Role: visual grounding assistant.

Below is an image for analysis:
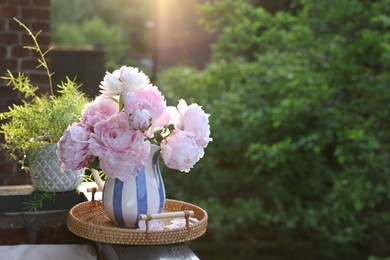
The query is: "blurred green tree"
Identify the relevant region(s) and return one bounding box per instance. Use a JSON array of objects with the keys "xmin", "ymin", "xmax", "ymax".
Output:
[
  {"xmin": 51, "ymin": 0, "xmax": 153, "ymax": 69},
  {"xmin": 53, "ymin": 17, "xmax": 127, "ymax": 69},
  {"xmin": 159, "ymin": 0, "xmax": 390, "ymax": 258}
]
